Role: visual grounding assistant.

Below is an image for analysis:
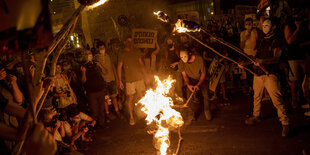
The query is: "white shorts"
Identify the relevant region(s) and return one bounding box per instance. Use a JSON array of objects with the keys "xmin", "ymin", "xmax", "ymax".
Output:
[{"xmin": 126, "ymin": 80, "xmax": 146, "ymax": 95}]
